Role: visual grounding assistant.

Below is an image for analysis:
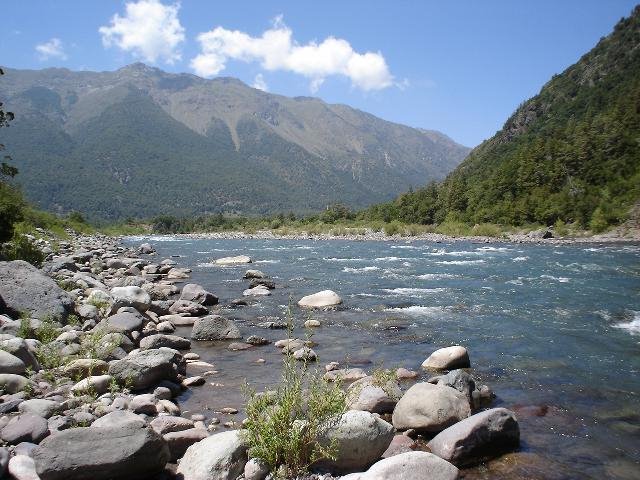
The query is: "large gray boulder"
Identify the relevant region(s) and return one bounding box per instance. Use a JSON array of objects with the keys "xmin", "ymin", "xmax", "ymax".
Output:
[
  {"xmin": 91, "ymin": 410, "xmax": 146, "ymax": 429},
  {"xmin": 191, "ymin": 316, "xmax": 241, "ymax": 341},
  {"xmin": 109, "ymin": 286, "xmax": 152, "ymax": 312},
  {"xmin": 108, "ymin": 348, "xmax": 184, "ymax": 390},
  {"xmin": 346, "ymin": 451, "xmax": 459, "ymax": 480},
  {"xmin": 18, "ymin": 399, "xmax": 60, "ymax": 419},
  {"xmin": 179, "ymin": 284, "xmax": 218, "ymax": 306},
  {"xmin": 1, "ymin": 414, "xmax": 49, "ymax": 444},
  {"xmin": 298, "ymin": 290, "xmax": 342, "ymax": 308},
  {"xmin": 315, "ymin": 410, "xmax": 395, "ymax": 473},
  {"xmin": 32, "ymin": 423, "xmax": 170, "ymax": 480},
  {"xmin": 104, "ymin": 310, "xmax": 145, "ymax": 335},
  {"xmin": 176, "ymin": 430, "xmax": 247, "ymax": 480},
  {"xmin": 347, "ymin": 376, "xmax": 402, "ymax": 414},
  {"xmin": 0, "ymin": 261, "xmax": 74, "ymax": 320},
  {"xmin": 139, "ymin": 334, "xmax": 191, "ymax": 351},
  {"xmin": 0, "ymin": 338, "xmax": 40, "ymax": 371},
  {"xmin": 392, "ymin": 383, "xmax": 470, "ymax": 433},
  {"xmin": 164, "ymin": 428, "xmax": 209, "ymax": 462},
  {"xmin": 169, "ymin": 300, "xmax": 209, "ymax": 317},
  {"xmin": 422, "ymin": 346, "xmax": 470, "ymax": 370},
  {"xmin": 0, "ymin": 349, "xmax": 26, "ymax": 375},
  {"xmin": 427, "ymin": 408, "xmax": 520, "ymax": 467},
  {"xmin": 0, "ymin": 374, "xmax": 33, "ymax": 394}
]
